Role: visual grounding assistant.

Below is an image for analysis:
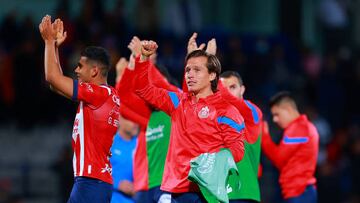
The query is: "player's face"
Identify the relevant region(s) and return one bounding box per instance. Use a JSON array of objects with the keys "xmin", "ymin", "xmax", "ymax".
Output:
[
  {"xmin": 74, "ymin": 57, "xmax": 93, "ymax": 83},
  {"xmin": 271, "ymin": 104, "xmax": 292, "ymax": 129},
  {"xmin": 220, "ymin": 76, "xmax": 244, "ymax": 99},
  {"xmin": 185, "ymin": 56, "xmax": 215, "ymax": 94}
]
